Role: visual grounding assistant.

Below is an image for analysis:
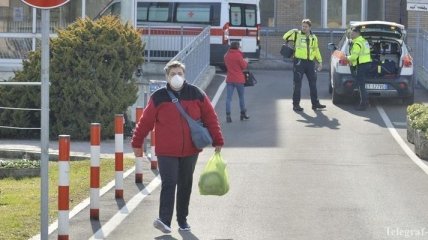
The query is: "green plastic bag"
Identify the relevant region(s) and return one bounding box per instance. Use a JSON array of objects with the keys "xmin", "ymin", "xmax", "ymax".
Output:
[{"xmin": 198, "ymin": 152, "xmax": 229, "ymax": 196}]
